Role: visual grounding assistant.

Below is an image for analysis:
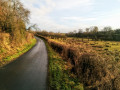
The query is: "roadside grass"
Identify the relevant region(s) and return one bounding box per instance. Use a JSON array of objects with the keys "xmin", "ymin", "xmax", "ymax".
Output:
[
  {"xmin": 0, "ymin": 38, "xmax": 36, "ymax": 67},
  {"xmin": 46, "ymin": 41, "xmax": 84, "ymax": 90}
]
